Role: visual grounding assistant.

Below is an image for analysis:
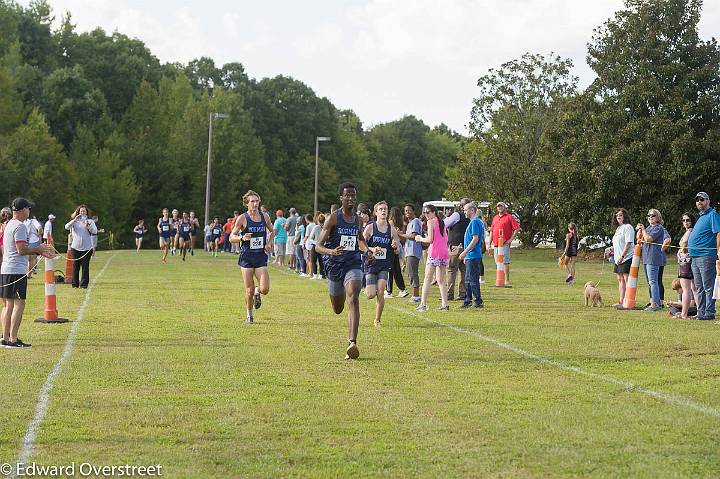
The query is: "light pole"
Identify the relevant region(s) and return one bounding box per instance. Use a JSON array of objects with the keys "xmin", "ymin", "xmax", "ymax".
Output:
[
  {"xmin": 314, "ymin": 136, "xmax": 331, "ymax": 214},
  {"xmin": 204, "ymin": 112, "xmax": 229, "ymax": 229}
]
